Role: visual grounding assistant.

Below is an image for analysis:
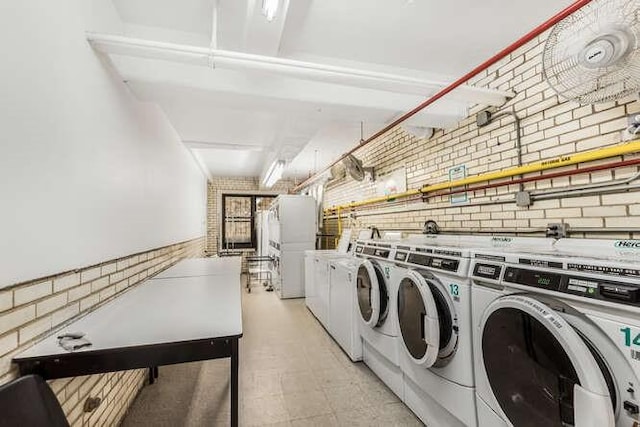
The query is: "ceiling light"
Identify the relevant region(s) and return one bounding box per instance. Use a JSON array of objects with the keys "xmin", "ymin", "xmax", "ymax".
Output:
[
  {"xmin": 261, "ymin": 0, "xmax": 279, "ymax": 22},
  {"xmin": 263, "ymin": 160, "xmax": 285, "ymax": 188}
]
